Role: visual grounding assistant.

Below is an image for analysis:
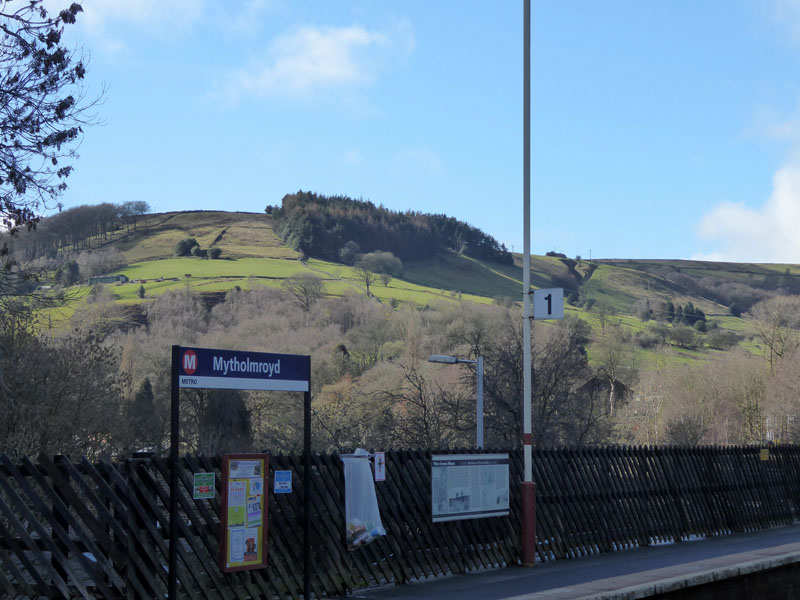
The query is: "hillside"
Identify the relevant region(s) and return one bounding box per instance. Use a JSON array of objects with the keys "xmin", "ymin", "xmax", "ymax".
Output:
[
  {"xmin": 14, "ymin": 207, "xmax": 800, "ymax": 366},
  {"xmin": 10, "ymin": 206, "xmax": 800, "ymax": 456}
]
